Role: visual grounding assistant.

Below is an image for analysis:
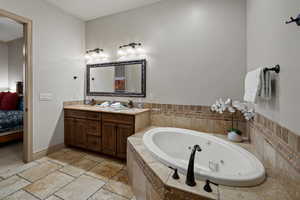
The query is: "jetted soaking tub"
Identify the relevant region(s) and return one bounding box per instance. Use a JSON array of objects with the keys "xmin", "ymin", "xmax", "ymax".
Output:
[{"xmin": 143, "ymin": 127, "xmax": 265, "ymax": 187}]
